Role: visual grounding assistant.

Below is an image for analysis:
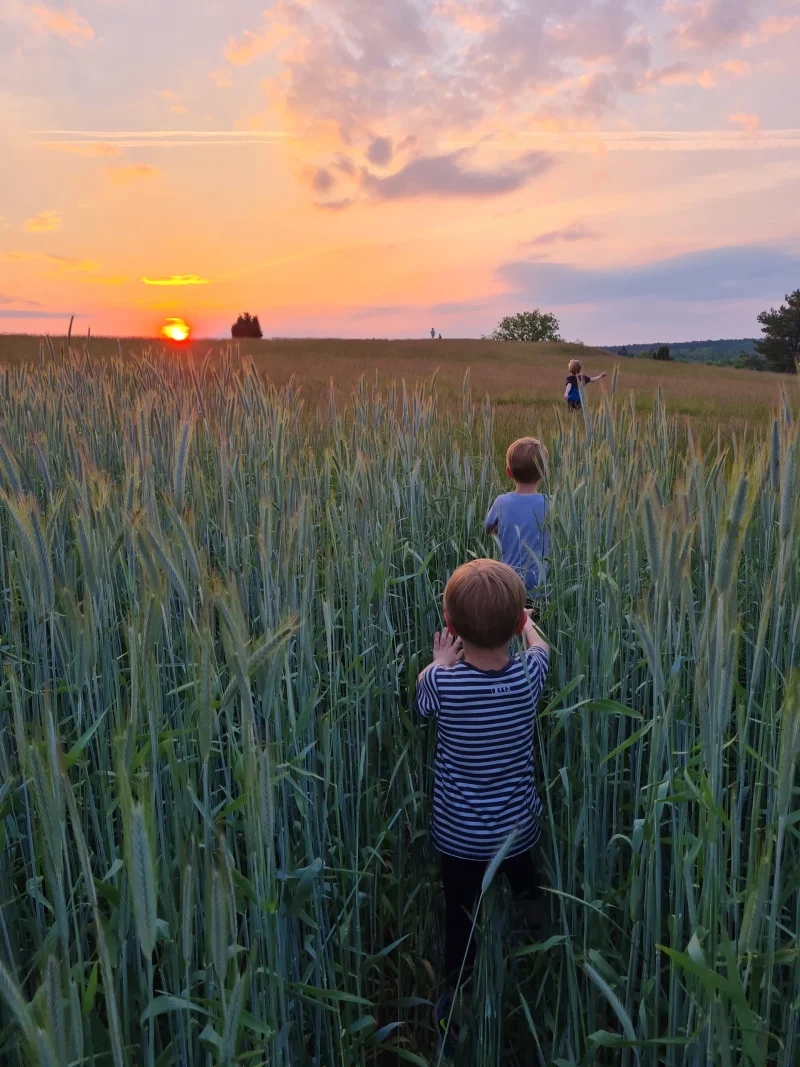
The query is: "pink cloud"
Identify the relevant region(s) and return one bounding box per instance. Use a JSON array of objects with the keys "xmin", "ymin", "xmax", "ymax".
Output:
[
  {"xmin": 721, "ymin": 58, "xmax": 751, "ymax": 76},
  {"xmin": 728, "ymin": 112, "xmax": 760, "ymax": 136},
  {"xmin": 546, "ymin": 5, "xmax": 643, "ymax": 63},
  {"xmin": 757, "ymin": 15, "xmax": 800, "ymax": 39},
  {"xmin": 433, "ymin": 1, "xmax": 499, "ymax": 34},
  {"xmin": 251, "ymin": 1, "xmax": 652, "ymax": 149},
  {"xmin": 29, "ymin": 5, "xmax": 94, "ymax": 45},
  {"xmin": 224, "ymin": 29, "xmax": 272, "ymax": 66},
  {"xmin": 646, "ymin": 62, "xmax": 716, "ymax": 87},
  {"xmin": 668, "ymin": 0, "xmax": 756, "ymax": 51}
]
